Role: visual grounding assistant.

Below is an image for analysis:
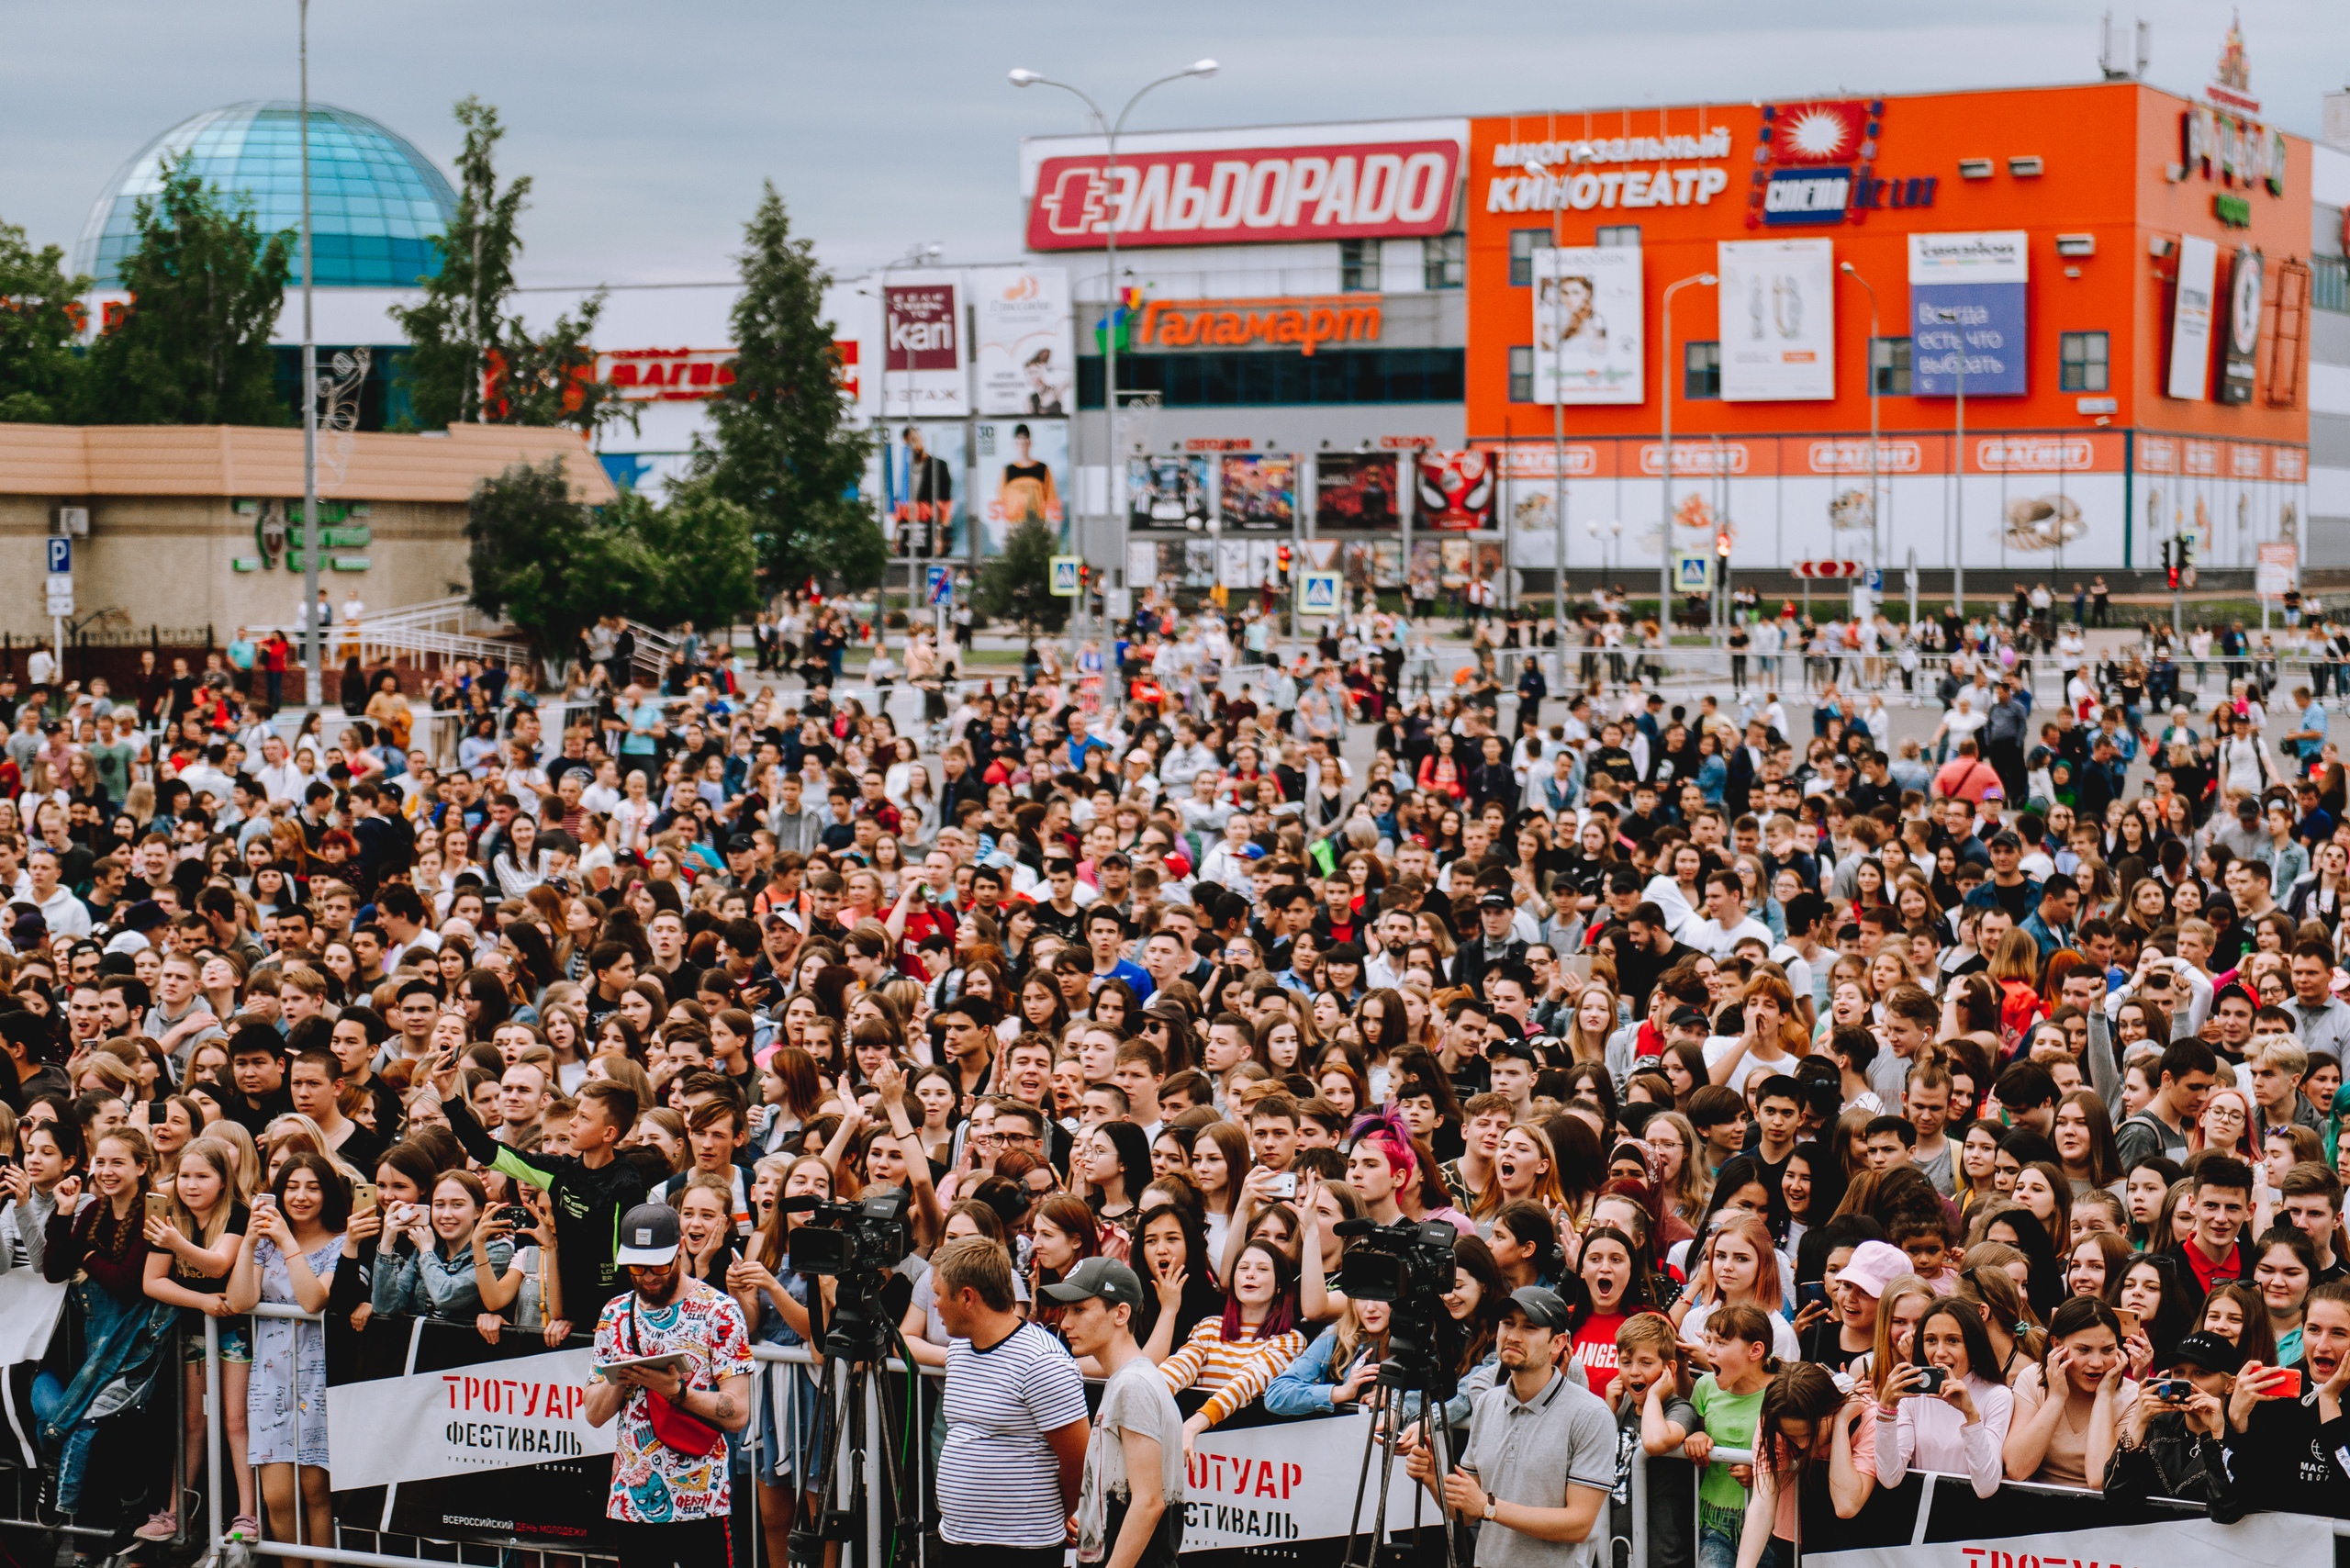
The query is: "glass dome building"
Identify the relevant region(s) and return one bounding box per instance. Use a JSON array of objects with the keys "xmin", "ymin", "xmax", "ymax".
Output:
[{"xmin": 74, "ymin": 101, "xmax": 457, "ymax": 289}]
